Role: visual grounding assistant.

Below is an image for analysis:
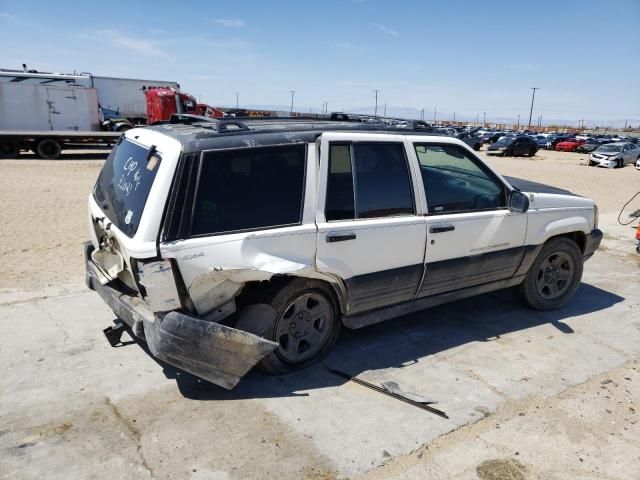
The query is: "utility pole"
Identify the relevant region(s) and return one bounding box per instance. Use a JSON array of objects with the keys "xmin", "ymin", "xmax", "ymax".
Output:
[
  {"xmin": 528, "ymin": 87, "xmax": 539, "ymax": 128},
  {"xmin": 433, "ymin": 107, "xmax": 437, "ymax": 123},
  {"xmin": 453, "ymin": 112, "xmax": 456, "ymax": 122},
  {"xmin": 373, "ymin": 89, "xmax": 380, "ymax": 116},
  {"xmin": 420, "ymin": 108, "xmax": 425, "ymax": 120},
  {"xmin": 483, "ymin": 111, "xmax": 486, "ymax": 125},
  {"xmin": 476, "ymin": 113, "xmax": 480, "ymax": 125},
  {"xmin": 383, "ymin": 103, "xmax": 387, "ymax": 117},
  {"xmin": 235, "ymin": 92, "xmax": 239, "ymax": 109},
  {"xmin": 290, "ymin": 90, "xmax": 295, "ymax": 115},
  {"xmin": 517, "ymin": 114, "xmax": 520, "ymax": 129}
]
